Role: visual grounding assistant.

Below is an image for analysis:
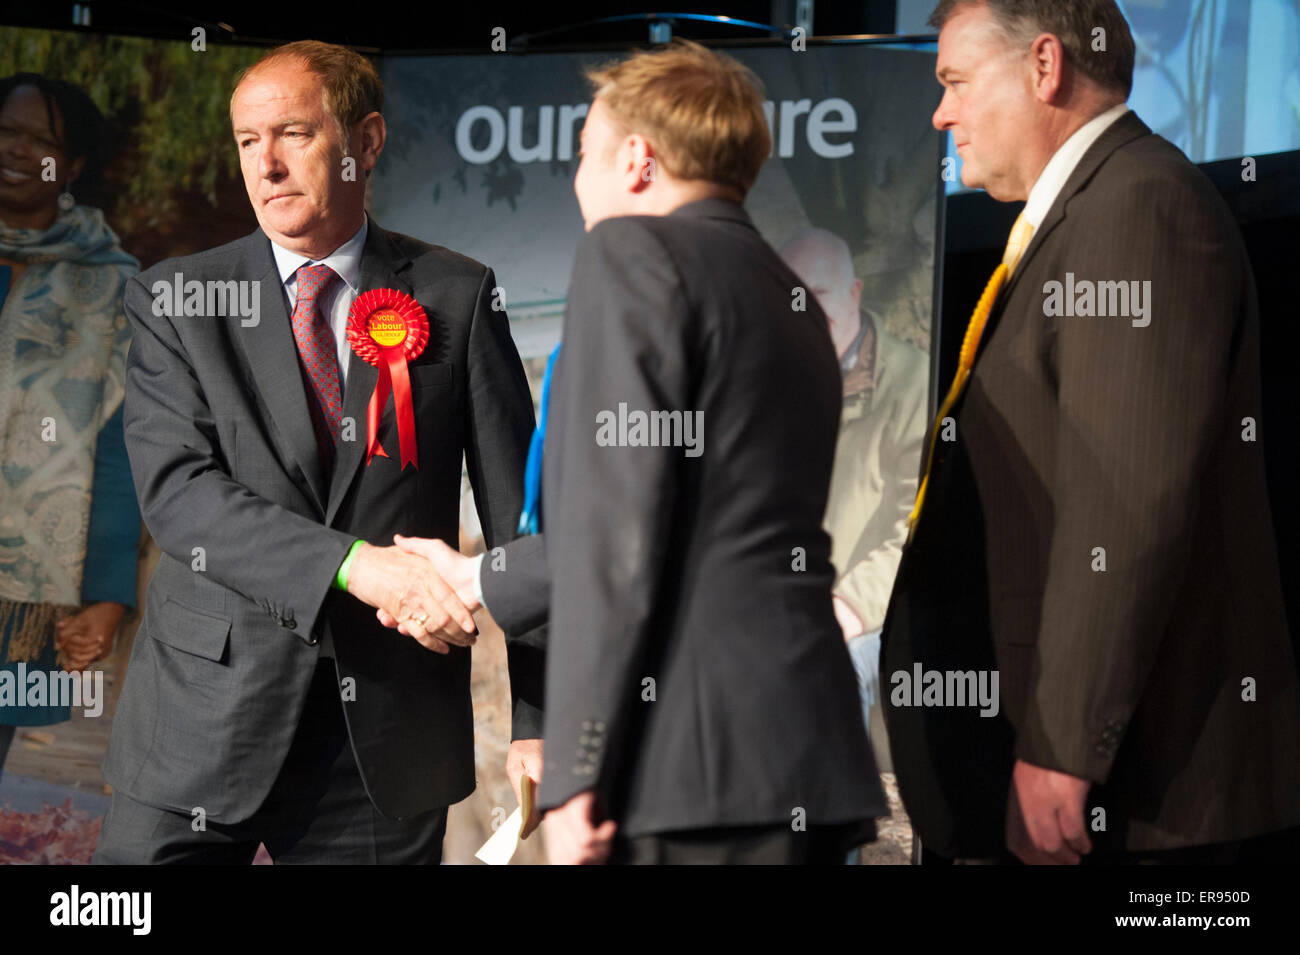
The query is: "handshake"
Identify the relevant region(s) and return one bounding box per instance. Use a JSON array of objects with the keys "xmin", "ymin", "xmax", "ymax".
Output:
[
  {"xmin": 344, "ymin": 535, "xmax": 482, "ymax": 654},
  {"xmin": 344, "ymin": 534, "xmax": 547, "ymax": 835}
]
